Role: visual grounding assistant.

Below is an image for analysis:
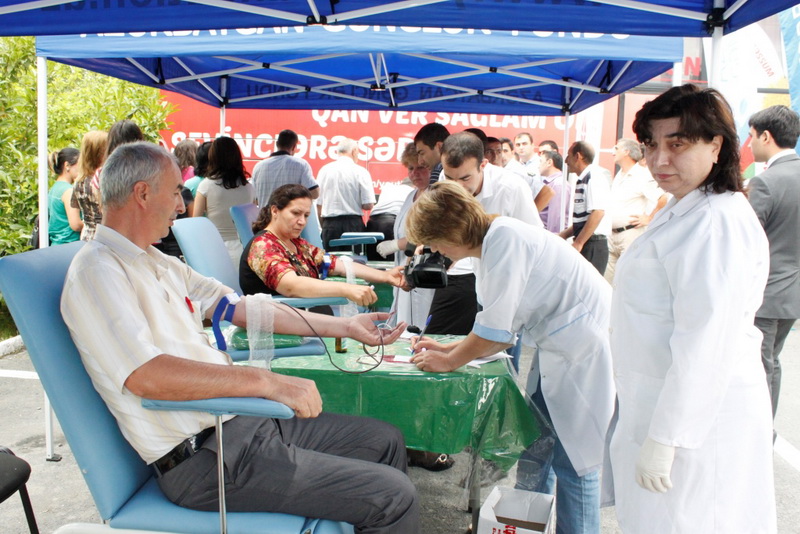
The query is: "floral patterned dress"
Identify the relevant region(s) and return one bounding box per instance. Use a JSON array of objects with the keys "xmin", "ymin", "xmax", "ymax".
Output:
[{"xmin": 239, "ymin": 229, "xmax": 338, "ymax": 295}]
